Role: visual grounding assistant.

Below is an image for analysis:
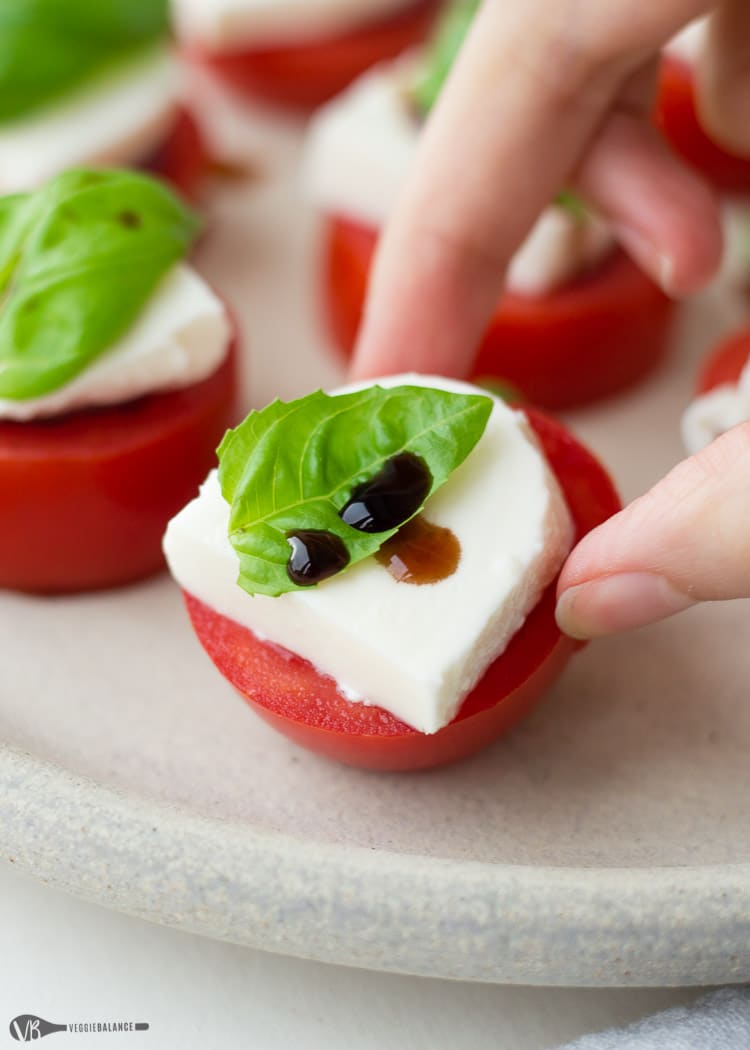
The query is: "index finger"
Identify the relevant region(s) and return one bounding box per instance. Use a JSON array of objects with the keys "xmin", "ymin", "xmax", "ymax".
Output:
[{"xmin": 349, "ymin": 0, "xmax": 706, "ymax": 380}]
